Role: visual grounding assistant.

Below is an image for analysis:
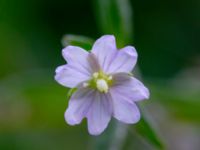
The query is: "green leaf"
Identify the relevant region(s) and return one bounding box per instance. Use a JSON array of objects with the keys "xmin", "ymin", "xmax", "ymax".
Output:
[
  {"xmin": 61, "ymin": 34, "xmax": 94, "ymax": 50},
  {"xmin": 93, "ymin": 0, "xmax": 133, "ymax": 46},
  {"xmin": 133, "ymin": 109, "xmax": 164, "ymax": 149}
]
